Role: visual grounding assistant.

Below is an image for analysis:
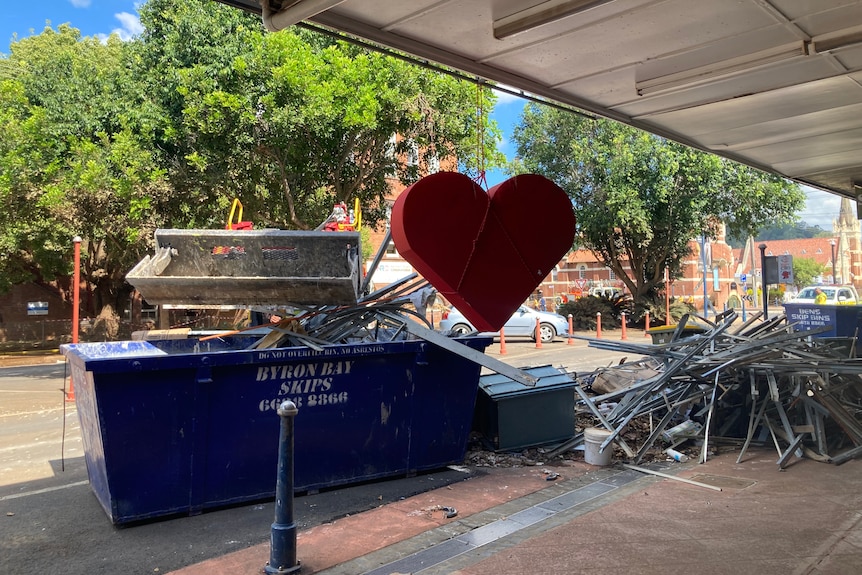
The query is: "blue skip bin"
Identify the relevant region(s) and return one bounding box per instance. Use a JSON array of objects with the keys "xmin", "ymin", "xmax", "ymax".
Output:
[
  {"xmin": 783, "ymin": 303, "xmax": 862, "ymax": 356},
  {"xmin": 783, "ymin": 303, "xmax": 862, "ymax": 338},
  {"xmin": 61, "ymin": 336, "xmax": 490, "ymax": 524}
]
